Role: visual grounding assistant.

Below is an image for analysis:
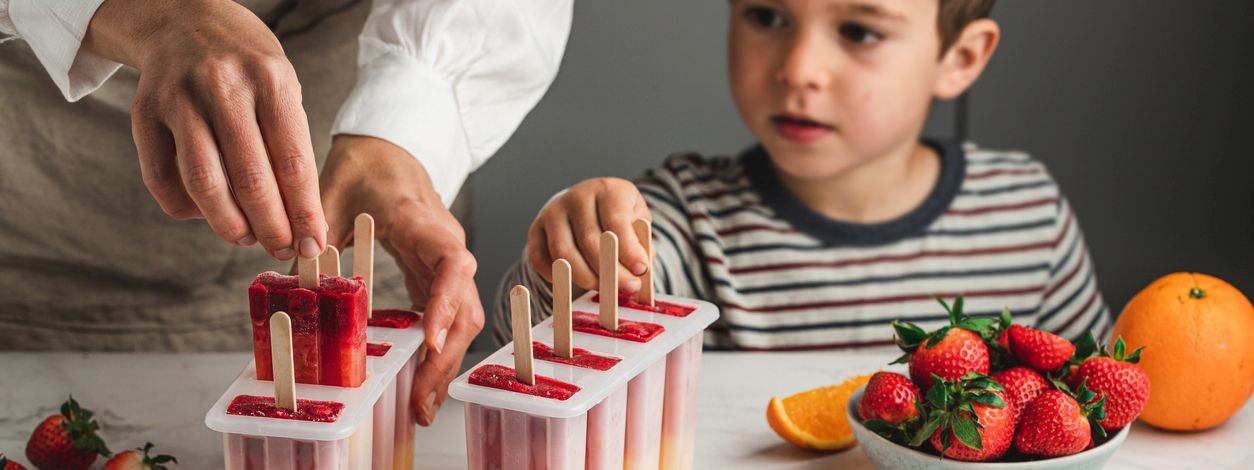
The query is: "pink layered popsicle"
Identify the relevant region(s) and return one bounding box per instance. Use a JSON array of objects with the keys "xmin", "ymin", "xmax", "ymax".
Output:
[
  {"xmin": 660, "ymin": 334, "xmax": 704, "ymax": 469},
  {"xmin": 248, "ymin": 272, "xmax": 368, "ymax": 387},
  {"xmin": 586, "ymin": 386, "xmax": 628, "ymax": 470},
  {"xmin": 624, "ymin": 360, "xmax": 667, "ymax": 470},
  {"xmin": 368, "ymin": 307, "xmax": 422, "ymax": 469},
  {"xmin": 469, "ymin": 365, "xmax": 581, "ymax": 400},
  {"xmin": 224, "ymin": 433, "xmax": 348, "ymax": 470},
  {"xmin": 464, "ymin": 403, "xmax": 588, "ymax": 470}
]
